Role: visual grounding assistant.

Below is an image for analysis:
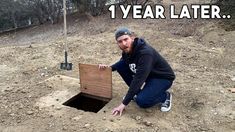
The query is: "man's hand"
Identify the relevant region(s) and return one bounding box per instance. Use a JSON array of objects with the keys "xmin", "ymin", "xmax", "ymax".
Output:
[
  {"xmin": 112, "ymin": 103, "xmax": 126, "ymax": 116},
  {"xmin": 98, "ymin": 64, "xmax": 110, "ymax": 70}
]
